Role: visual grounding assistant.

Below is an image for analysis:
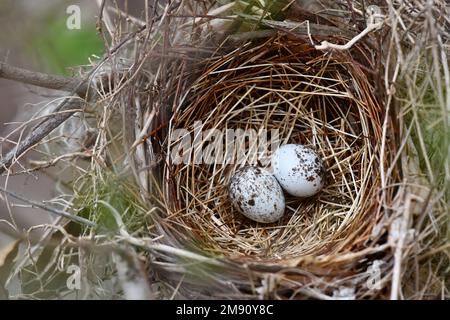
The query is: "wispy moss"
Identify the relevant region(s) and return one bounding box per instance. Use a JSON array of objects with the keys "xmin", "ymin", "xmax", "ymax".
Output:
[
  {"xmin": 74, "ymin": 173, "xmax": 149, "ymax": 236},
  {"xmin": 400, "ymin": 59, "xmax": 449, "ymax": 199},
  {"xmin": 226, "ymin": 0, "xmax": 291, "ymax": 33}
]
